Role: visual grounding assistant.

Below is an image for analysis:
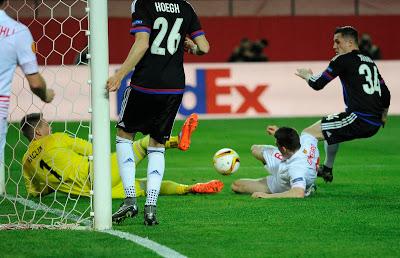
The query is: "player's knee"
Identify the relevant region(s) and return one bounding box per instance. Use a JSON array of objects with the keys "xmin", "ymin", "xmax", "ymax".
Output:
[
  {"xmin": 251, "ymin": 145, "xmax": 265, "ymax": 163},
  {"xmin": 116, "ymin": 129, "xmax": 134, "ymax": 140},
  {"xmin": 302, "ymin": 122, "xmax": 315, "ymax": 133},
  {"xmin": 251, "ymin": 145, "xmax": 261, "ymax": 157},
  {"xmin": 302, "ymin": 127, "xmax": 323, "ymax": 140},
  {"xmin": 149, "ymin": 137, "xmax": 165, "ymax": 148},
  {"xmin": 302, "ymin": 127, "xmax": 312, "ymax": 135}
]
